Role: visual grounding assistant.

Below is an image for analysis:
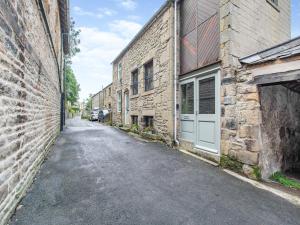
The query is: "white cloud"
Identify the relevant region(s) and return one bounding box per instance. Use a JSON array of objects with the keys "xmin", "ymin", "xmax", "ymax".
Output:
[
  {"xmin": 73, "ymin": 6, "xmax": 117, "ymax": 19},
  {"xmin": 98, "ymin": 8, "xmax": 117, "ymax": 16},
  {"xmin": 118, "ymin": 0, "xmax": 137, "ymax": 10},
  {"xmin": 127, "ymin": 15, "xmax": 141, "ymax": 21},
  {"xmin": 72, "ymin": 22, "xmax": 142, "ymax": 100},
  {"xmin": 109, "ymin": 20, "xmax": 142, "ymax": 39}
]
